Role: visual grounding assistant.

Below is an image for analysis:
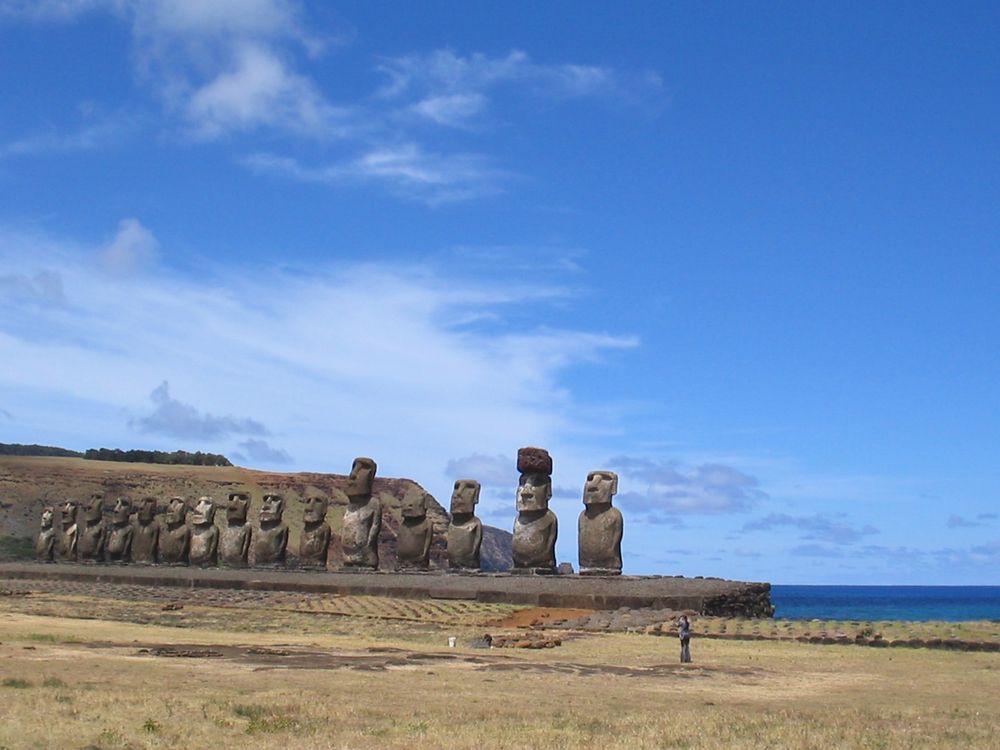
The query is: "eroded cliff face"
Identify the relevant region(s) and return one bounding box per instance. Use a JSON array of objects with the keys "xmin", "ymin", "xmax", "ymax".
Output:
[{"xmin": 0, "ymin": 457, "xmax": 512, "ymax": 570}]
